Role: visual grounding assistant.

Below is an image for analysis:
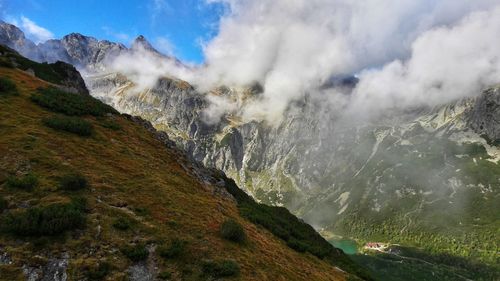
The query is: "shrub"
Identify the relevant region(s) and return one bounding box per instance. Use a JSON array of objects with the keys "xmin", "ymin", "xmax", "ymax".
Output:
[
  {"xmin": 31, "ymin": 87, "xmax": 117, "ymax": 116},
  {"xmin": 0, "ymin": 58, "xmax": 14, "ymax": 68},
  {"xmin": 0, "ymin": 197, "xmax": 7, "ymax": 212},
  {"xmin": 100, "ymin": 120, "xmax": 121, "ymax": 131},
  {"xmin": 158, "ymin": 239, "xmax": 186, "ymax": 259},
  {"xmin": 287, "ymin": 238, "xmax": 308, "ymax": 253},
  {"xmin": 60, "ymin": 173, "xmax": 88, "ymax": 191},
  {"xmin": 121, "ymin": 244, "xmax": 149, "ymax": 262},
  {"xmin": 1, "ymin": 198, "xmax": 87, "ymax": 236},
  {"xmin": 86, "ymin": 262, "xmax": 111, "ymax": 281},
  {"xmin": 6, "ymin": 173, "xmax": 38, "ymax": 191},
  {"xmin": 43, "ymin": 115, "xmax": 93, "ymax": 136},
  {"xmin": 0, "ymin": 77, "xmax": 17, "ymax": 95},
  {"xmin": 112, "ymin": 217, "xmax": 131, "ymax": 231},
  {"xmin": 134, "ymin": 207, "xmax": 150, "ymax": 216},
  {"xmin": 220, "ymin": 219, "xmax": 246, "ymax": 243},
  {"xmin": 158, "ymin": 271, "xmax": 171, "ymax": 280},
  {"xmin": 201, "ymin": 259, "xmax": 240, "ymax": 278}
]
